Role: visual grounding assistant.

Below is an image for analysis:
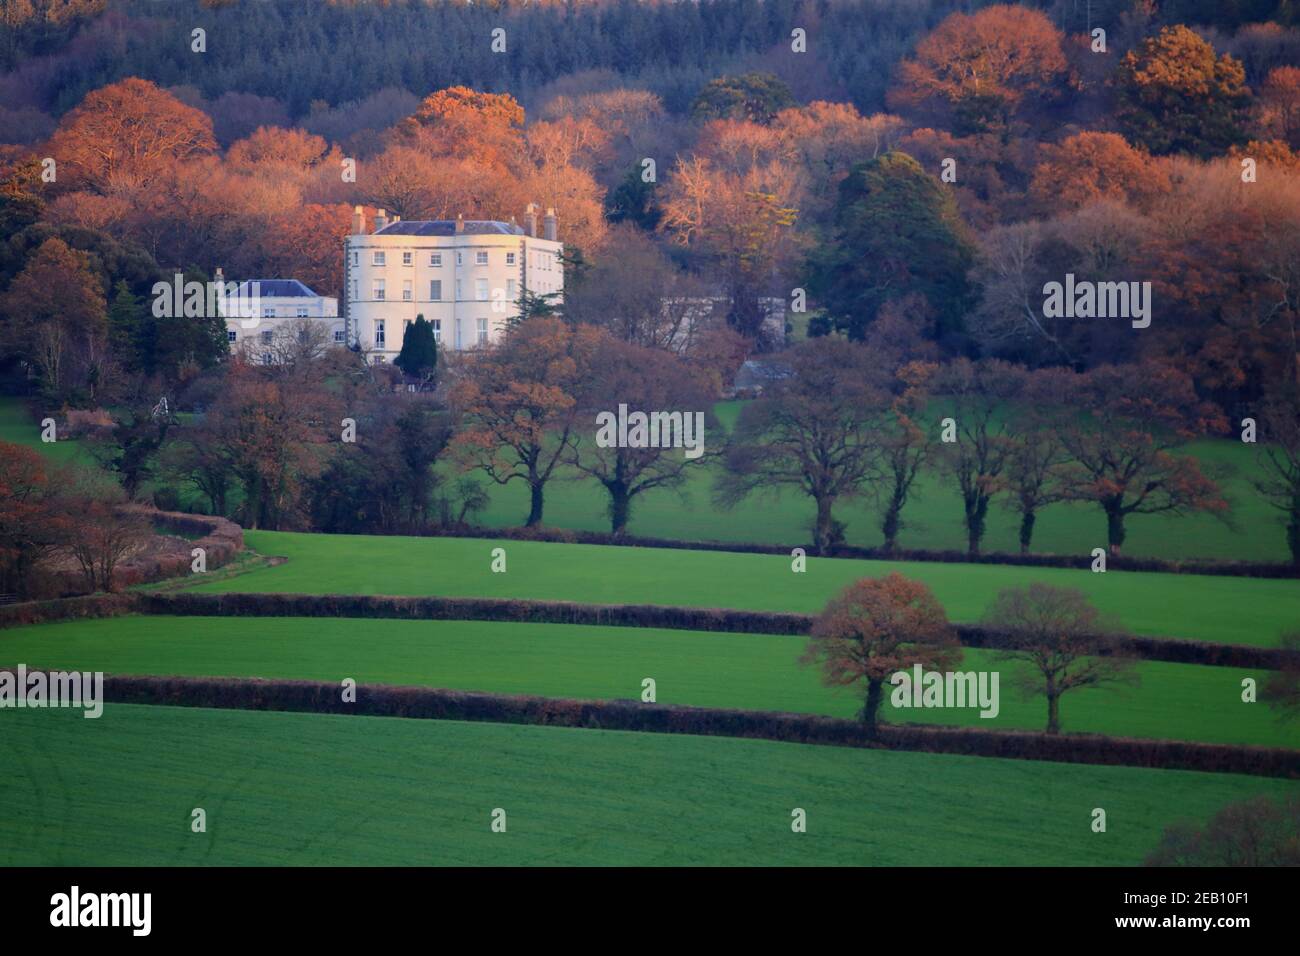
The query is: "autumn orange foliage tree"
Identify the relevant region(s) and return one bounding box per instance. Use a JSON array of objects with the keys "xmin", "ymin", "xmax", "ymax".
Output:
[
  {"xmin": 1113, "ymin": 25, "xmax": 1250, "ymax": 157},
  {"xmin": 44, "ymin": 77, "xmax": 217, "ymax": 191},
  {"xmin": 888, "ymin": 4, "xmax": 1070, "ymax": 135},
  {"xmin": 803, "ymin": 573, "xmax": 960, "ymax": 735},
  {"xmin": 1029, "ymin": 131, "xmax": 1169, "ymax": 212}
]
